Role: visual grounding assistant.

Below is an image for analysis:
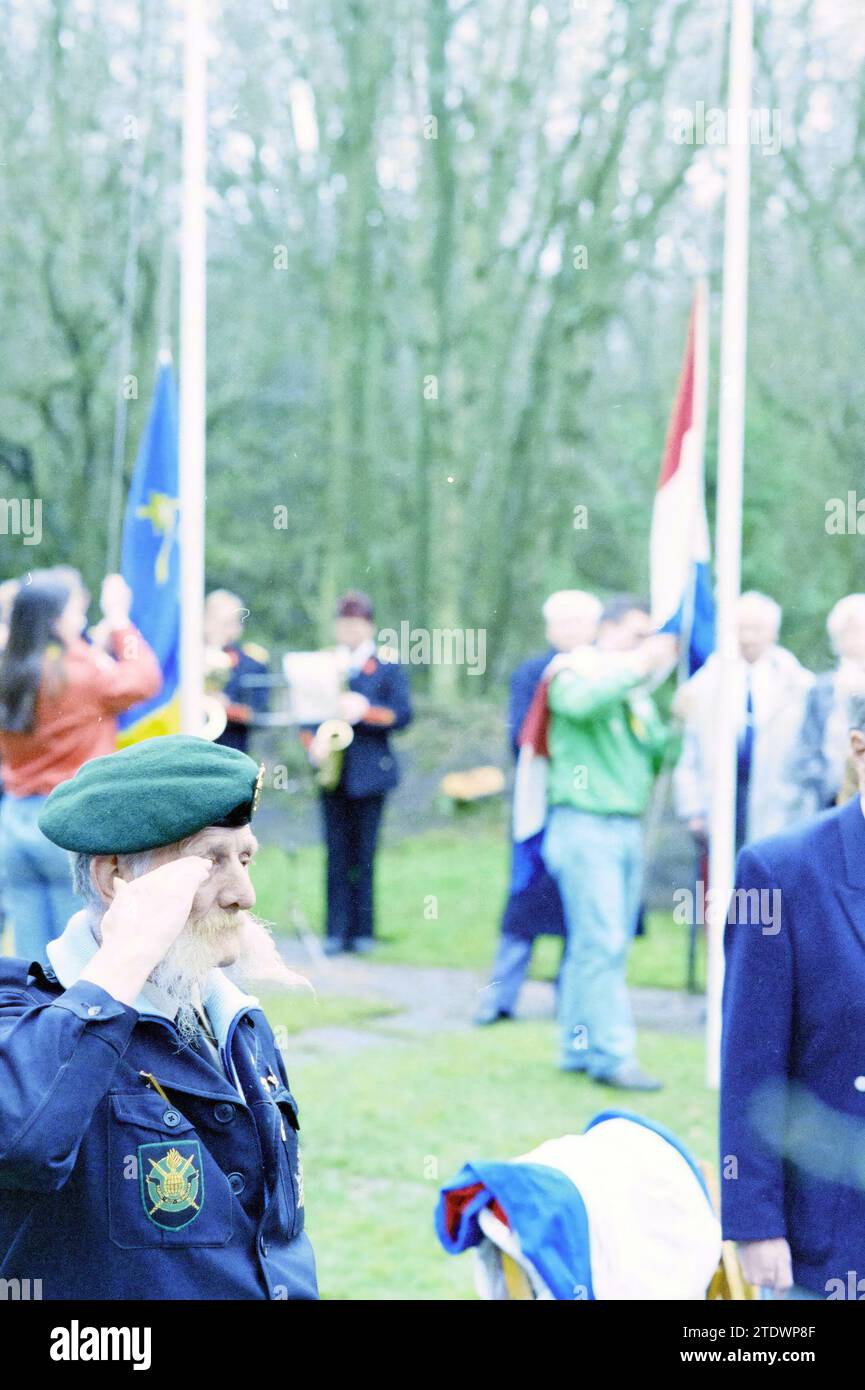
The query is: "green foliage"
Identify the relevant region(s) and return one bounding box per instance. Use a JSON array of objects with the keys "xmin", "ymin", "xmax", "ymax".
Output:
[{"xmin": 1, "ymin": 1, "xmax": 862, "ymax": 684}]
